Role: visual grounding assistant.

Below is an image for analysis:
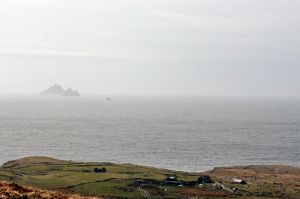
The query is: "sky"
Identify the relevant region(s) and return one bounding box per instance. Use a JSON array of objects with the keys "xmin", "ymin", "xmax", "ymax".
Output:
[{"xmin": 0, "ymin": 0, "xmax": 299, "ymax": 96}]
